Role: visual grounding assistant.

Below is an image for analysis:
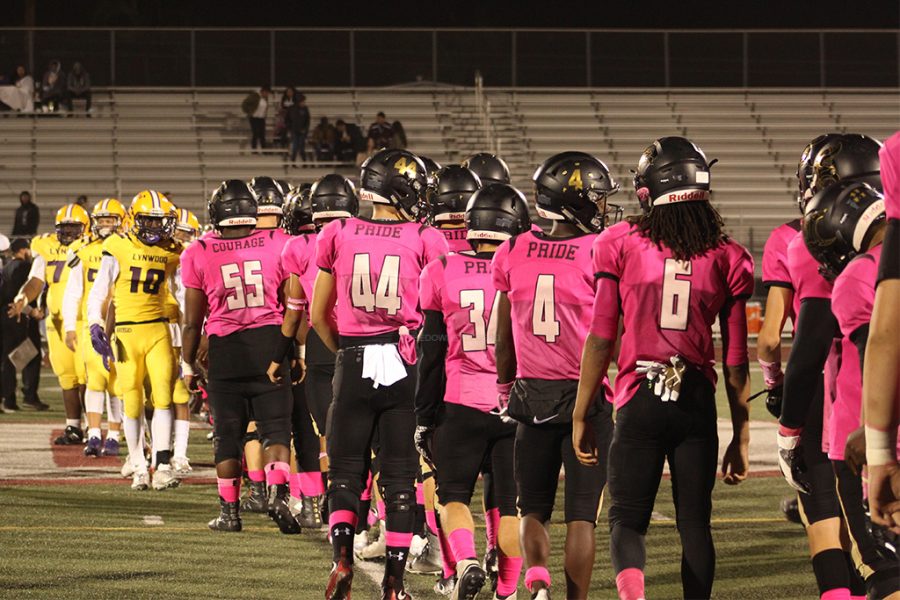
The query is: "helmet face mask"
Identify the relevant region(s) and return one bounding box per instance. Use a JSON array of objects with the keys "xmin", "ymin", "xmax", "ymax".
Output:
[
  {"xmin": 56, "ymin": 222, "xmax": 85, "ymax": 245},
  {"xmin": 134, "ymin": 214, "xmax": 174, "ymax": 245},
  {"xmin": 93, "ymin": 216, "xmax": 120, "ymax": 239},
  {"xmin": 55, "ymin": 203, "xmax": 91, "ymax": 245},
  {"xmin": 283, "ymin": 188, "xmax": 316, "ymax": 235}
]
